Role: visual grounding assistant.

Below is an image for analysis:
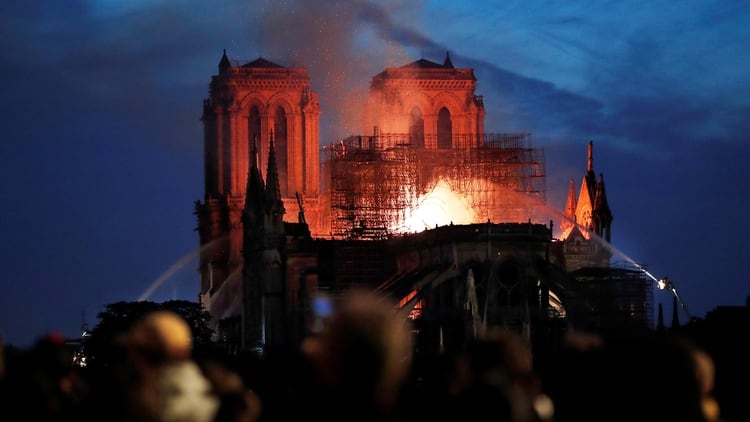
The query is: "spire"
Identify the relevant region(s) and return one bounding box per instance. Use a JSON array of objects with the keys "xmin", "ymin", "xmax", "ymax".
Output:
[
  {"xmin": 265, "ymin": 130, "xmax": 282, "ymax": 202},
  {"xmin": 583, "ymin": 140, "xmax": 597, "ymax": 206},
  {"xmin": 244, "ymin": 135, "xmax": 266, "ymax": 219},
  {"xmin": 657, "ymin": 303, "xmax": 665, "ymax": 331},
  {"xmin": 562, "ymin": 179, "xmax": 577, "ymax": 232},
  {"xmin": 574, "ymin": 141, "xmax": 601, "ymax": 233},
  {"xmin": 250, "ymin": 134, "xmax": 259, "ymax": 170},
  {"xmin": 443, "ymin": 51, "xmax": 454, "ymax": 68},
  {"xmin": 594, "ymin": 174, "xmax": 609, "ymax": 209},
  {"xmin": 593, "ymin": 173, "xmax": 613, "ymax": 241},
  {"xmin": 671, "ymin": 296, "xmax": 681, "ymax": 328},
  {"xmin": 594, "ymin": 173, "xmax": 612, "ymax": 217},
  {"xmin": 219, "ymin": 48, "xmax": 231, "ymax": 73},
  {"xmin": 265, "ymin": 131, "xmax": 286, "ymax": 221},
  {"xmin": 242, "ymin": 133, "xmax": 268, "ymax": 254}
]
